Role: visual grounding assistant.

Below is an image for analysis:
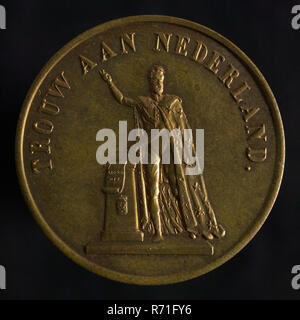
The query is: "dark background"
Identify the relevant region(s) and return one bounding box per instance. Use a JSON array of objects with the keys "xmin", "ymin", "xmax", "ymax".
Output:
[{"xmin": 0, "ymin": 0, "xmax": 299, "ymax": 299}]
